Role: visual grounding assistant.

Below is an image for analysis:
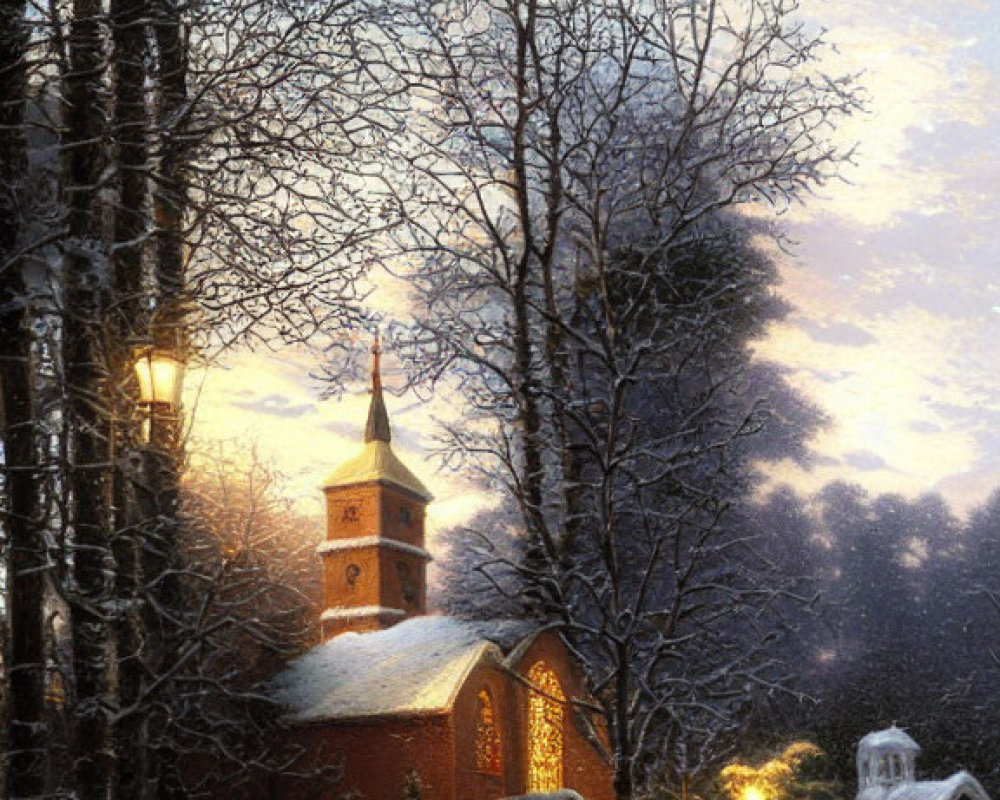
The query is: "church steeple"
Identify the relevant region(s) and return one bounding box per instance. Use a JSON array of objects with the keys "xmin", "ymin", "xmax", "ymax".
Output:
[
  {"xmin": 317, "ymin": 336, "xmax": 432, "ymax": 639},
  {"xmin": 364, "ymin": 335, "xmax": 392, "ymax": 444}
]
